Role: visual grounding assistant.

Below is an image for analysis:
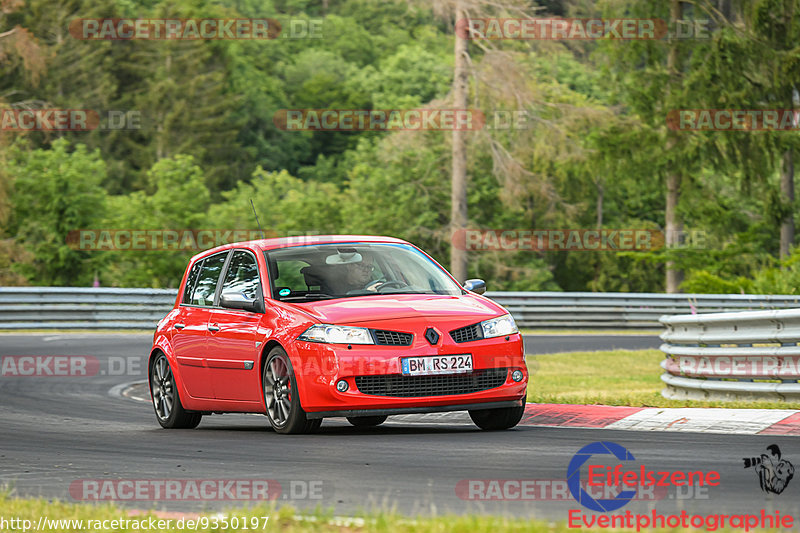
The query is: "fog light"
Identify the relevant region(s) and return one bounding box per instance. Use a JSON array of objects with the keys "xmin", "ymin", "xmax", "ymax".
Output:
[
  {"xmin": 511, "ymin": 370, "xmax": 524, "ymax": 382},
  {"xmin": 336, "ymin": 379, "xmax": 349, "ymax": 392}
]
